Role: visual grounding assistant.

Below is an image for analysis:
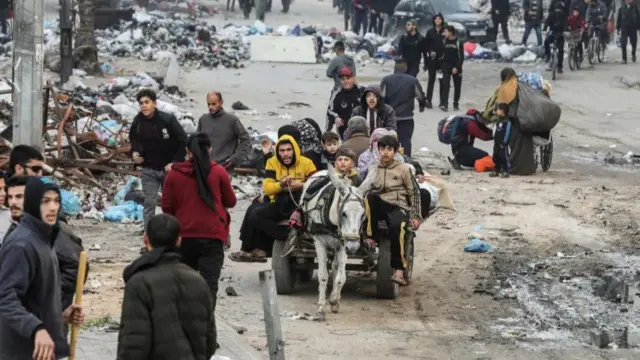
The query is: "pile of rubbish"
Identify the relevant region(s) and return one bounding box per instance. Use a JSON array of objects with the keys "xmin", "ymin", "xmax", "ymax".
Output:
[{"xmin": 464, "ymin": 42, "xmax": 544, "ymax": 62}]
